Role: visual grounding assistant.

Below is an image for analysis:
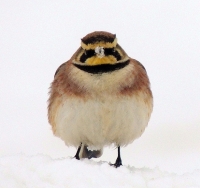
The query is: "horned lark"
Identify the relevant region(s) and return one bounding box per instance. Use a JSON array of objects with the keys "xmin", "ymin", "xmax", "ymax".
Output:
[{"xmin": 48, "ymin": 31, "xmax": 153, "ymax": 167}]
